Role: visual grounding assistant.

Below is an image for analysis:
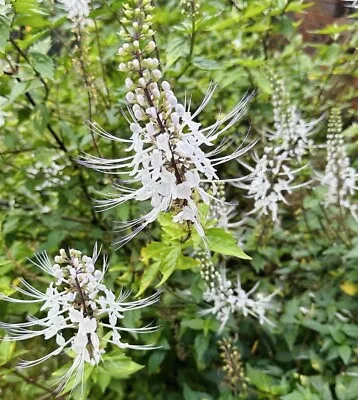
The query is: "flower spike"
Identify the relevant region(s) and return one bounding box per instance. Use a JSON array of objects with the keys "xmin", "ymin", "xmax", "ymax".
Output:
[
  {"xmin": 0, "ymin": 246, "xmax": 160, "ymax": 394},
  {"xmin": 78, "ymin": 0, "xmax": 254, "ymax": 247}
]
